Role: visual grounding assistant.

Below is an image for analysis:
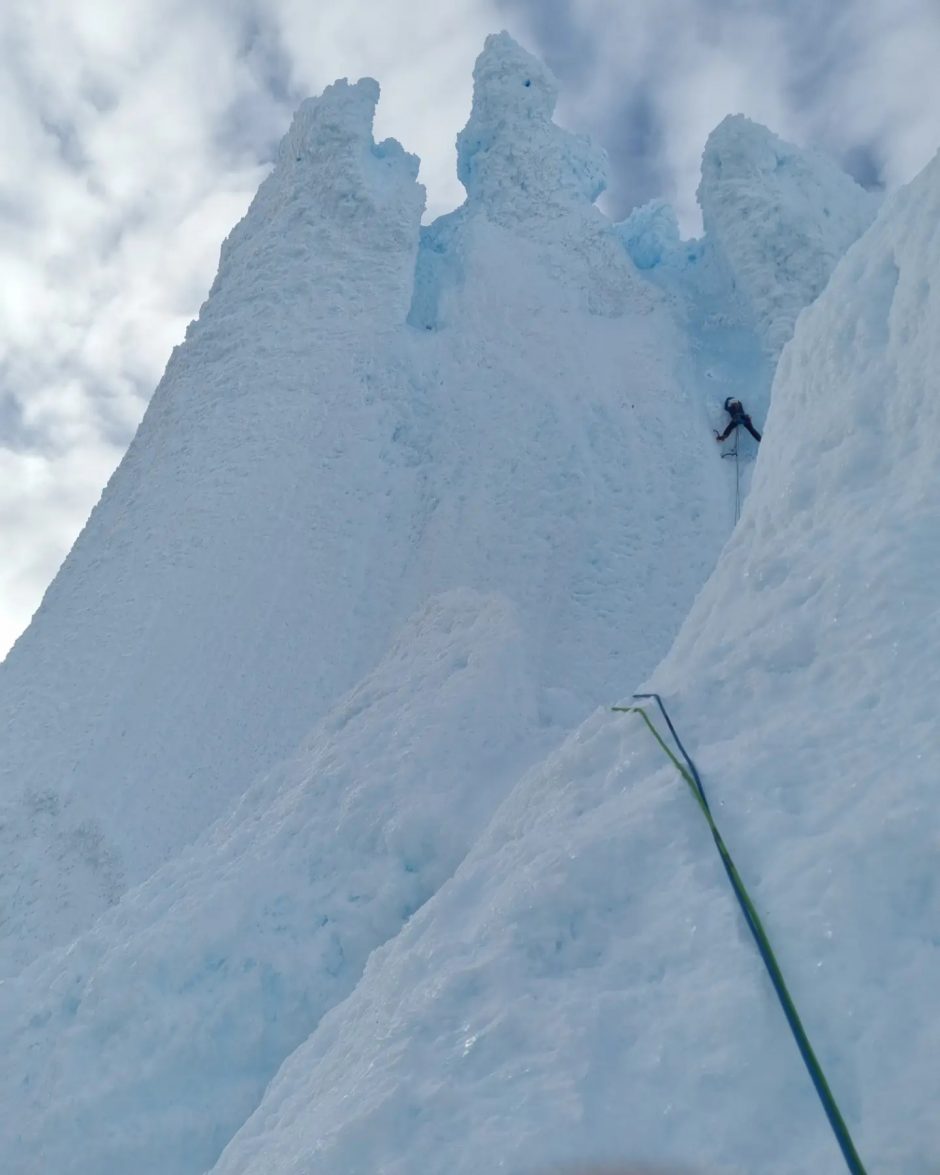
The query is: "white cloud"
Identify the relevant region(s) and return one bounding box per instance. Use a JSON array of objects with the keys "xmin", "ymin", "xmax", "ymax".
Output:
[{"xmin": 807, "ymin": 0, "xmax": 940, "ymax": 187}]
